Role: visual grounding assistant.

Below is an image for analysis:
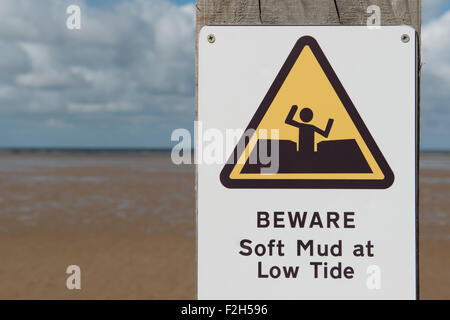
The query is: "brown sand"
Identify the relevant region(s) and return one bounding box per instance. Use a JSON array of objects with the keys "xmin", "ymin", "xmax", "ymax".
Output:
[
  {"xmin": 0, "ymin": 152, "xmax": 447, "ymax": 299},
  {"xmin": 418, "ymin": 154, "xmax": 450, "ymax": 299},
  {"xmin": 0, "ymin": 153, "xmax": 195, "ymax": 299}
]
